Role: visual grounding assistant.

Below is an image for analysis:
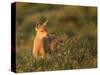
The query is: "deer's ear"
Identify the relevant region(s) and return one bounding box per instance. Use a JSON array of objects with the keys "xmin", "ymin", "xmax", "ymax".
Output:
[
  {"xmin": 35, "ymin": 24, "xmax": 41, "ymax": 31},
  {"xmin": 43, "ymin": 20, "xmax": 48, "ymax": 26},
  {"xmin": 35, "ymin": 24, "xmax": 39, "ymax": 31},
  {"xmin": 35, "ymin": 26, "xmax": 38, "ymax": 31}
]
